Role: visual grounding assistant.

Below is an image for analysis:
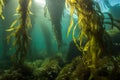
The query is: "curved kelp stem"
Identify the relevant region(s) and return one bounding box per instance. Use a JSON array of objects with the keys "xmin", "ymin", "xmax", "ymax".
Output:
[
  {"xmin": 45, "ymin": 0, "xmax": 65, "ymax": 48},
  {"xmin": 103, "ymin": 13, "xmax": 120, "ymax": 30},
  {"xmin": 66, "ymin": 0, "xmax": 114, "ymax": 79},
  {"xmin": 6, "ymin": 0, "xmax": 32, "ymax": 65},
  {"xmin": 0, "ymin": 0, "xmax": 5, "ymax": 19}
]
